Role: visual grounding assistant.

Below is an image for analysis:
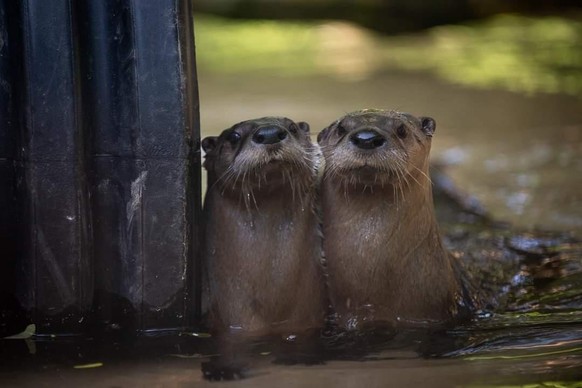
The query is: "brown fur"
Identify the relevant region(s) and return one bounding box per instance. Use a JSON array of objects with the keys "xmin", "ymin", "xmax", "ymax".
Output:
[
  {"xmin": 318, "ymin": 109, "xmax": 479, "ymax": 329},
  {"xmin": 202, "ymin": 117, "xmax": 326, "ymax": 335}
]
